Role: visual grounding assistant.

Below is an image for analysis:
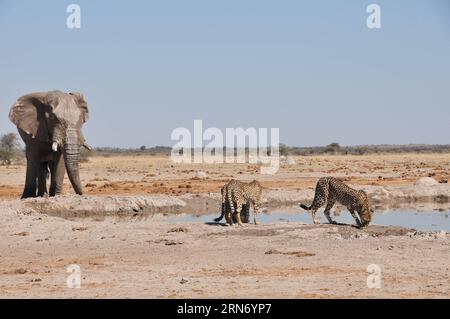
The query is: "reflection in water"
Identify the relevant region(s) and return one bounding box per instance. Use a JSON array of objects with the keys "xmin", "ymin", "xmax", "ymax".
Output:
[{"xmin": 165, "ymin": 210, "xmax": 450, "ymax": 232}]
